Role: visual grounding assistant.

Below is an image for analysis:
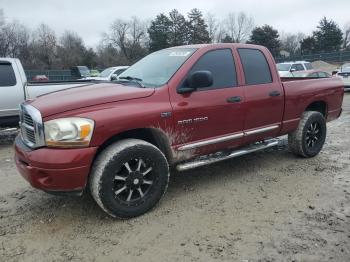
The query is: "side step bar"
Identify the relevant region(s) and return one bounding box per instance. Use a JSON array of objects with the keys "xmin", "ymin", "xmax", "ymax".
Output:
[{"xmin": 176, "ymin": 139, "xmax": 279, "ymax": 171}]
